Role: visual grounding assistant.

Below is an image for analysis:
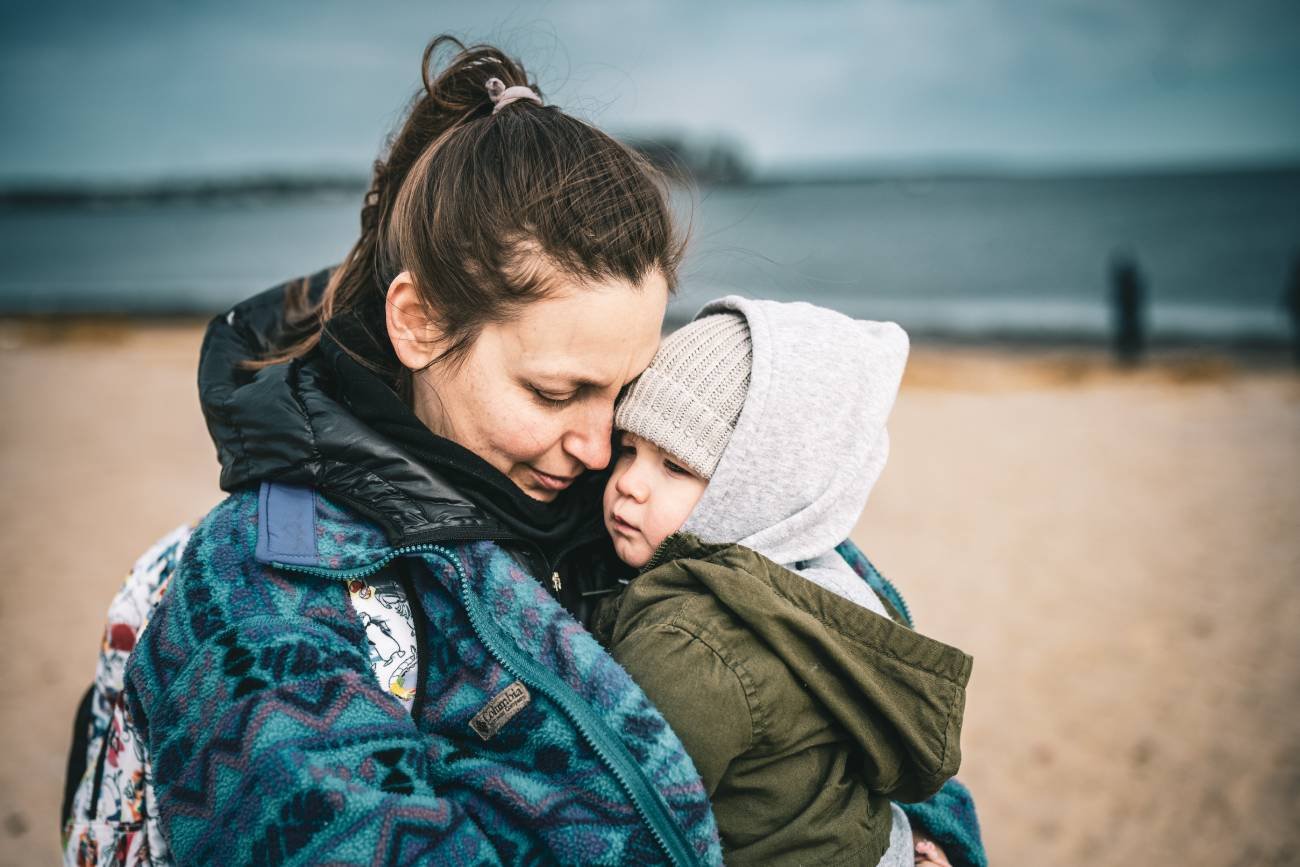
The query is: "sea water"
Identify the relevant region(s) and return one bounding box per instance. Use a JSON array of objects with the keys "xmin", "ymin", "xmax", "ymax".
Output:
[{"xmin": 2, "ymin": 170, "xmax": 1297, "ymax": 343}]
